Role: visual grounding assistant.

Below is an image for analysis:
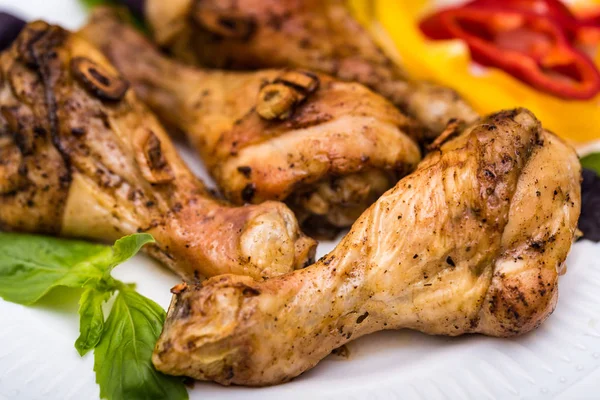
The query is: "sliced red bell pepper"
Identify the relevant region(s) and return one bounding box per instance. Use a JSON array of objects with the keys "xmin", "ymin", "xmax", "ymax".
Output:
[
  {"xmin": 576, "ymin": 9, "xmax": 600, "ymax": 45},
  {"xmin": 469, "ymin": 0, "xmax": 600, "ymax": 45},
  {"xmin": 470, "ymin": 0, "xmax": 577, "ymax": 26},
  {"xmin": 419, "ymin": 0, "xmax": 577, "ymax": 39},
  {"xmin": 443, "ymin": 0, "xmax": 600, "ymax": 46},
  {"xmin": 420, "ymin": 6, "xmax": 600, "ymax": 99}
]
